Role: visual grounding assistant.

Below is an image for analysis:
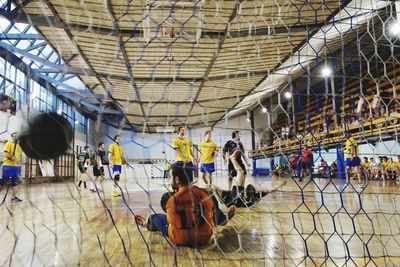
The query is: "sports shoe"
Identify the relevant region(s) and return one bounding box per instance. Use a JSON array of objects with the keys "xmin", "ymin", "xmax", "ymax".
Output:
[
  {"xmin": 357, "ymin": 183, "xmax": 364, "ymax": 188},
  {"xmin": 11, "ymin": 197, "xmax": 23, "ymax": 203},
  {"xmin": 90, "ymin": 189, "xmax": 97, "ymax": 193},
  {"xmin": 112, "ymin": 191, "xmax": 122, "ymax": 197}
]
